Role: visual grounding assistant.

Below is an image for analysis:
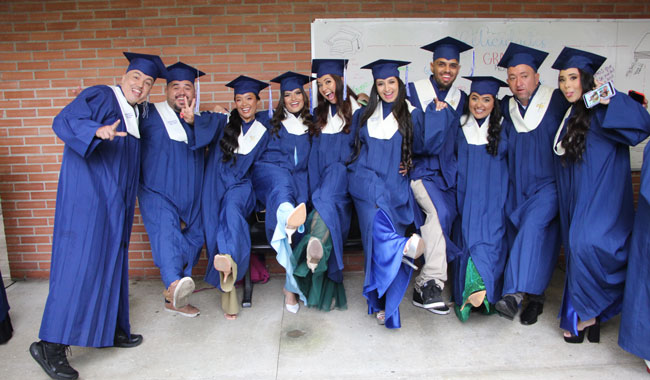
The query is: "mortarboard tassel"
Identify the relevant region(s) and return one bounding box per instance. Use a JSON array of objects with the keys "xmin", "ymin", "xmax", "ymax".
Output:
[
  {"xmin": 142, "ymin": 95, "xmax": 149, "ymax": 118},
  {"xmin": 343, "ymin": 64, "xmax": 347, "ymax": 101},
  {"xmin": 309, "ymin": 84, "xmax": 314, "ymax": 115},
  {"xmin": 268, "ymin": 85, "xmax": 273, "ymax": 118},
  {"xmin": 194, "ymin": 70, "xmax": 201, "ymax": 114},
  {"xmin": 470, "ymin": 50, "xmax": 475, "ymax": 76},
  {"xmin": 405, "ymin": 65, "xmax": 410, "ymax": 97}
]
